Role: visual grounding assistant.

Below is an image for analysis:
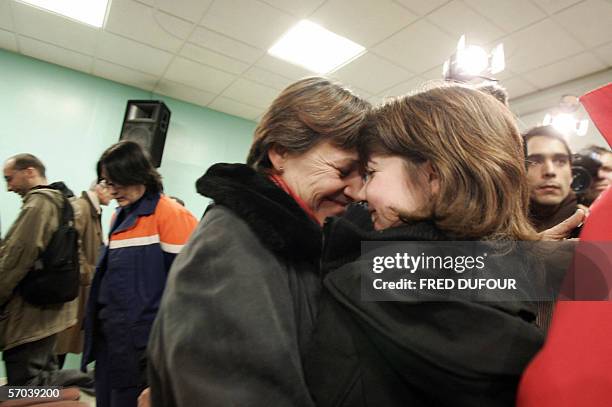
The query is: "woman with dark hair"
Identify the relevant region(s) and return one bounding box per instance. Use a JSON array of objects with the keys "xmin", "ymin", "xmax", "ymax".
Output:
[
  {"xmin": 147, "ymin": 77, "xmax": 371, "ymax": 407},
  {"xmin": 304, "ymin": 83, "xmax": 550, "ymax": 407},
  {"xmin": 82, "ymin": 141, "xmax": 198, "ymax": 407}
]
